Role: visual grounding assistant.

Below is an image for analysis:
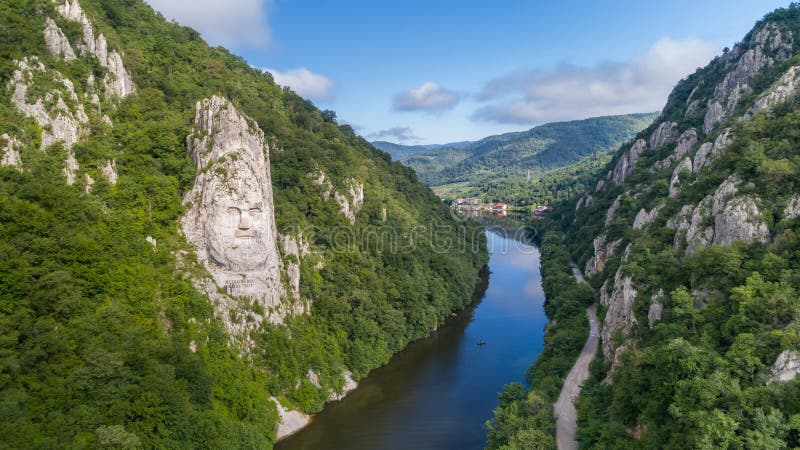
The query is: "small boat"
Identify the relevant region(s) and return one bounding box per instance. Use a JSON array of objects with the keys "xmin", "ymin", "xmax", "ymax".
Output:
[{"xmin": 477, "ymin": 340, "xmax": 486, "ymax": 346}]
